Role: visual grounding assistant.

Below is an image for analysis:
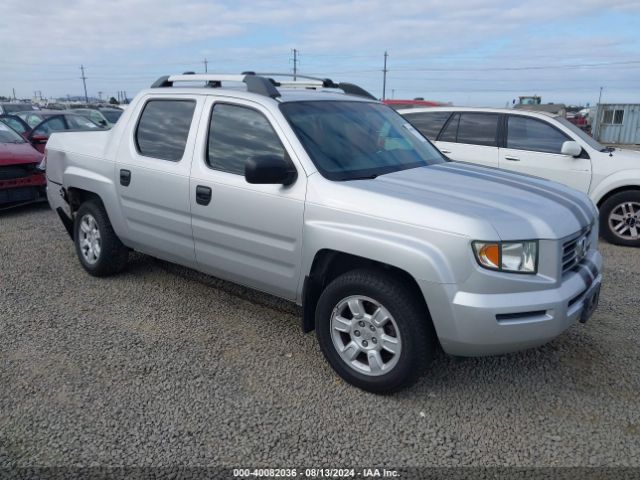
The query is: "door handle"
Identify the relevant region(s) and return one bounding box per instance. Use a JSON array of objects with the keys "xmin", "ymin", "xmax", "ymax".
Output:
[
  {"xmin": 504, "ymin": 156, "xmax": 520, "ymax": 161},
  {"xmin": 120, "ymin": 169, "xmax": 131, "ymax": 186},
  {"xmin": 440, "ymin": 149, "xmax": 451, "ymax": 154},
  {"xmin": 195, "ymin": 185, "xmax": 212, "ymax": 206}
]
